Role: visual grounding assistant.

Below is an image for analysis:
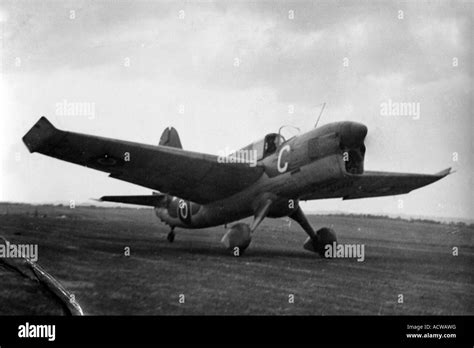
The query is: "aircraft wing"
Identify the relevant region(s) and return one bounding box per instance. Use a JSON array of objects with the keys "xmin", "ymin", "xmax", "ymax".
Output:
[
  {"xmin": 22, "ymin": 117, "xmax": 264, "ymax": 204},
  {"xmin": 300, "ymin": 168, "xmax": 452, "ymax": 201}
]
